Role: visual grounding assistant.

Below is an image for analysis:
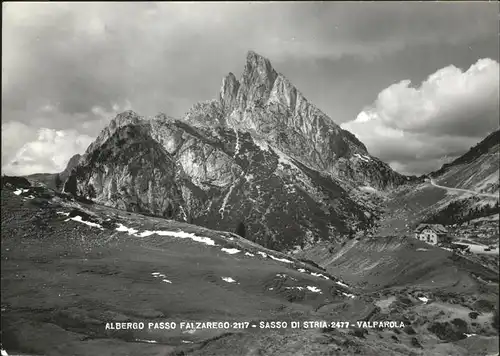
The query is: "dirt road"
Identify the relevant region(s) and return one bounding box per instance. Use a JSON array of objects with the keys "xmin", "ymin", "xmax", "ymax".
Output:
[{"xmin": 429, "ymin": 179, "xmax": 498, "ymax": 199}]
